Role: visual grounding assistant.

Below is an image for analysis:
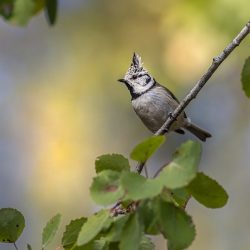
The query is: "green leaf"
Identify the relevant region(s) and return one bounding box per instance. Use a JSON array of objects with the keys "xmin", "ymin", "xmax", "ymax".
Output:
[
  {"xmin": 105, "ymin": 215, "xmax": 130, "ymax": 242},
  {"xmin": 171, "ymin": 188, "xmax": 191, "ymax": 209},
  {"xmin": 241, "ymin": 56, "xmax": 250, "ymax": 98},
  {"xmin": 62, "ymin": 218, "xmax": 87, "ymax": 250},
  {"xmin": 119, "ymin": 213, "xmax": 143, "ymax": 250},
  {"xmin": 0, "ymin": 0, "xmax": 46, "ymax": 25},
  {"xmin": 130, "ymin": 136, "xmax": 165, "ymax": 163},
  {"xmin": 27, "ymin": 244, "xmax": 32, "ymax": 250},
  {"xmin": 138, "ymin": 201, "xmax": 159, "ymax": 235},
  {"xmin": 42, "ymin": 213, "xmax": 62, "ymax": 248},
  {"xmin": 108, "ymin": 242, "xmax": 120, "ymax": 250},
  {"xmin": 77, "ymin": 210, "xmax": 111, "ymax": 246},
  {"xmin": 95, "ymin": 154, "xmax": 130, "ymax": 173},
  {"xmin": 156, "ymin": 200, "xmax": 195, "ymax": 250},
  {"xmin": 33, "ymin": 0, "xmax": 46, "ymax": 14},
  {"xmin": 139, "ymin": 236, "xmax": 155, "ymax": 250},
  {"xmin": 157, "ymin": 140, "xmax": 201, "ymax": 189},
  {"xmin": 12, "ymin": 0, "xmax": 36, "ymax": 25},
  {"xmin": 93, "ymin": 239, "xmax": 108, "ymax": 250},
  {"xmin": 71, "ymin": 241, "xmax": 96, "ymax": 250},
  {"xmin": 160, "ymin": 188, "xmax": 190, "ymax": 208},
  {"xmin": 45, "ymin": 0, "xmax": 57, "ymax": 25},
  {"xmin": 0, "ymin": 0, "xmax": 52, "ymax": 26},
  {"xmin": 187, "ymin": 172, "xmax": 228, "ymax": 208},
  {"xmin": 66, "ymin": 238, "xmax": 109, "ymax": 250},
  {"xmin": 90, "ymin": 170, "xmax": 124, "ymax": 206},
  {"xmin": 0, "ymin": 0, "xmax": 15, "ymax": 19},
  {"xmin": 0, "ymin": 208, "xmax": 25, "ymax": 243},
  {"xmin": 121, "ymin": 172, "xmax": 163, "ymax": 201}
]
